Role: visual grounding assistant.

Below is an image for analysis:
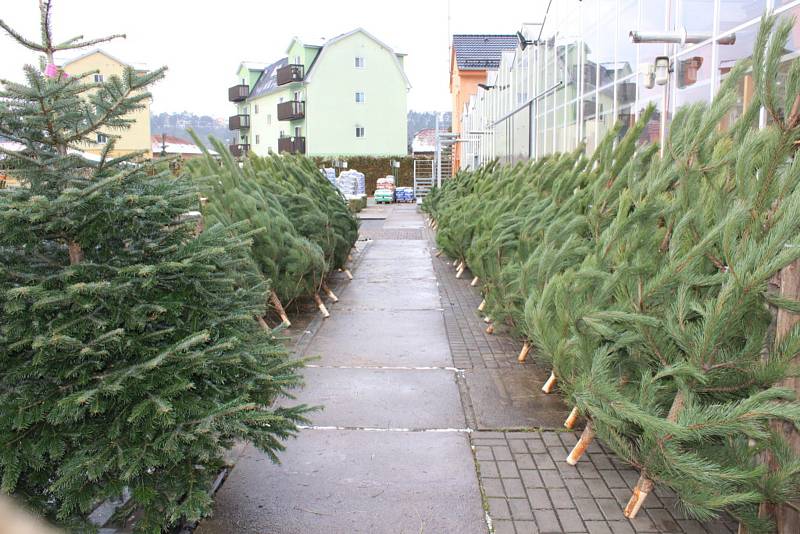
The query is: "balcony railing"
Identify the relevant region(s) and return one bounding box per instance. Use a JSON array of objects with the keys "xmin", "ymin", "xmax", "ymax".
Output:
[
  {"xmin": 277, "ymin": 100, "xmax": 305, "ymax": 121},
  {"xmin": 228, "ymin": 114, "xmax": 250, "ymax": 130},
  {"xmin": 276, "ymin": 64, "xmax": 304, "ymax": 86},
  {"xmin": 228, "ymin": 84, "xmax": 249, "ymax": 102},
  {"xmin": 229, "ymin": 143, "xmax": 250, "ymax": 157},
  {"xmin": 278, "ymin": 136, "xmax": 306, "ymax": 154}
]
